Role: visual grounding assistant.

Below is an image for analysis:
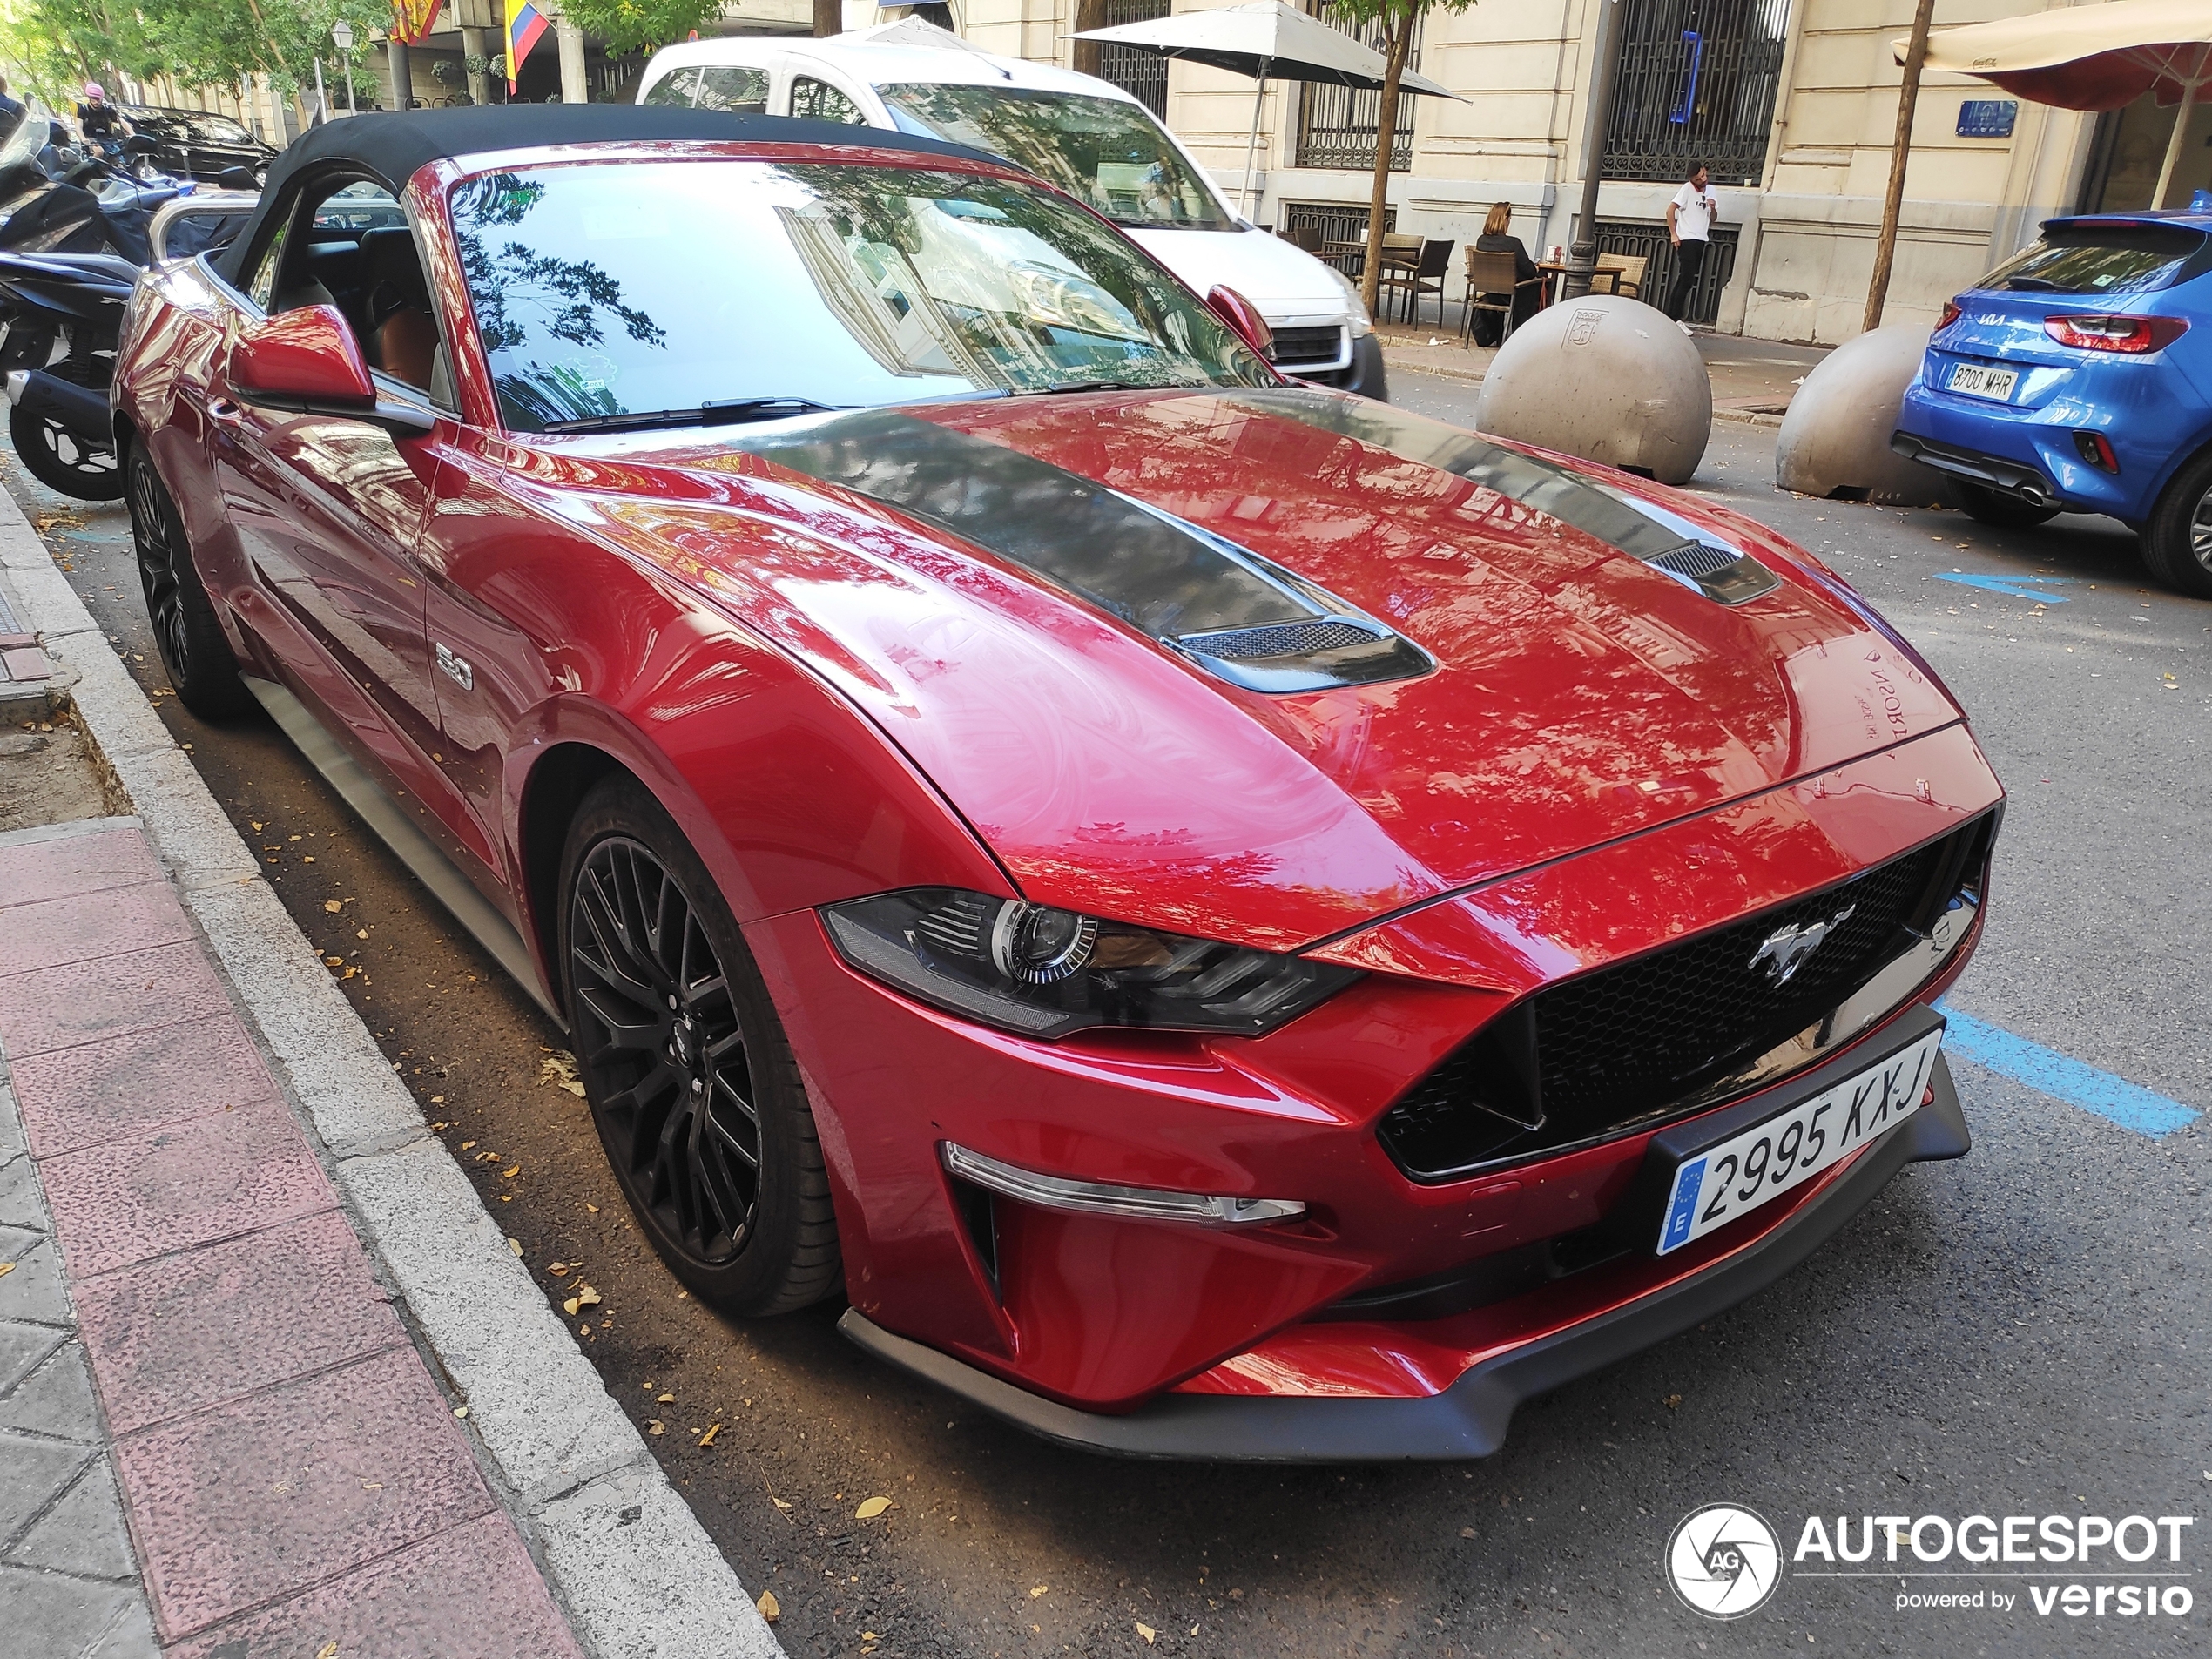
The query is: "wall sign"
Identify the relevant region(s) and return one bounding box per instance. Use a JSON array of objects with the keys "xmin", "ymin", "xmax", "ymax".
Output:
[{"xmin": 1958, "ymin": 99, "xmax": 2018, "ymax": 138}]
